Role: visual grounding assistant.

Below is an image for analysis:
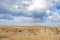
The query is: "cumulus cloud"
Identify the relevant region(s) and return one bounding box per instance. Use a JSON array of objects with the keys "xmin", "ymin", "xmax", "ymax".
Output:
[
  {"xmin": 27, "ymin": 0, "xmax": 50, "ymax": 12},
  {"xmin": 0, "ymin": 0, "xmax": 60, "ymax": 26},
  {"xmin": 47, "ymin": 10, "xmax": 60, "ymax": 23},
  {"xmin": 0, "ymin": 0, "xmax": 52, "ymax": 13}
]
